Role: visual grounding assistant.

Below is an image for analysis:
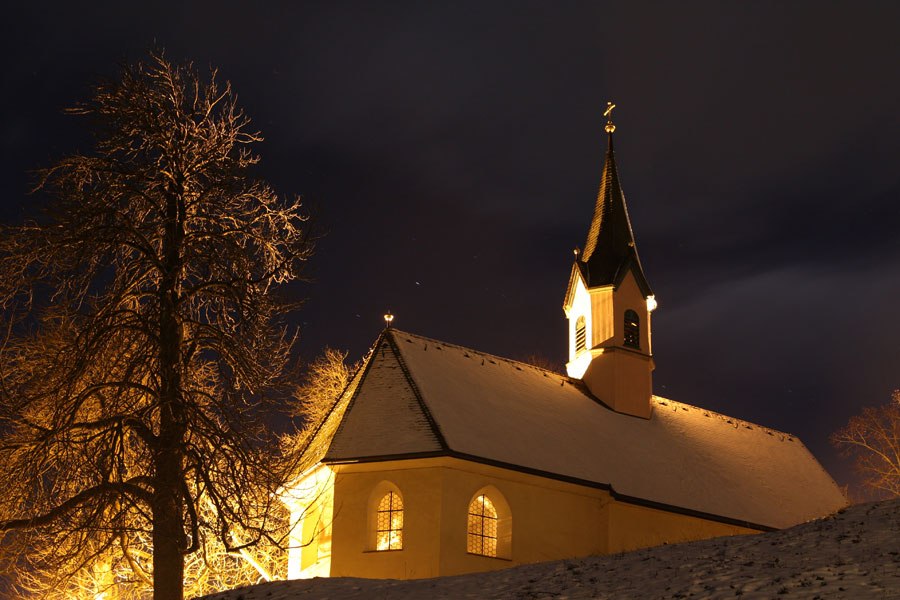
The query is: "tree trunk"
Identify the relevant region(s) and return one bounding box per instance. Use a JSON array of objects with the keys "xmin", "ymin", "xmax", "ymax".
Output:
[
  {"xmin": 153, "ymin": 187, "xmax": 186, "ymax": 600},
  {"xmin": 152, "ymin": 449, "xmax": 185, "ymax": 600}
]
